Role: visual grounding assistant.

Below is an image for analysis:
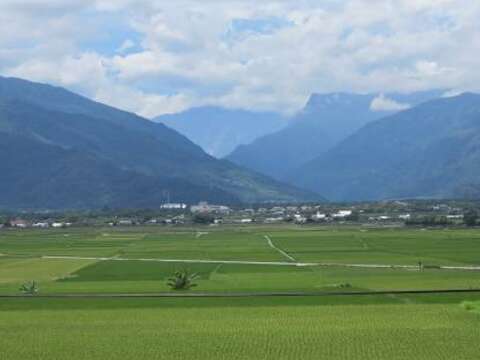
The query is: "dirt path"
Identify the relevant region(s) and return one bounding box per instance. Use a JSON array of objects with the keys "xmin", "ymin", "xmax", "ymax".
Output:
[
  {"xmin": 42, "ymin": 255, "xmax": 307, "ymax": 267},
  {"xmin": 40, "ymin": 255, "xmax": 480, "ymax": 272},
  {"xmin": 264, "ymin": 235, "xmax": 296, "ymax": 262},
  {"xmin": 195, "ymin": 232, "xmax": 209, "ymax": 238}
]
